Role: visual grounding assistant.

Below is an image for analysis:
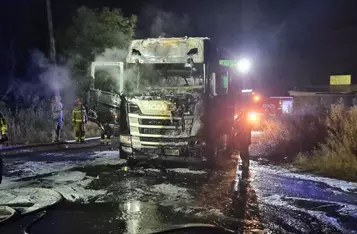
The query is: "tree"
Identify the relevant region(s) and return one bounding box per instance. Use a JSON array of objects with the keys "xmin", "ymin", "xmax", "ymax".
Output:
[{"xmin": 60, "ymin": 6, "xmax": 137, "ymax": 95}]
